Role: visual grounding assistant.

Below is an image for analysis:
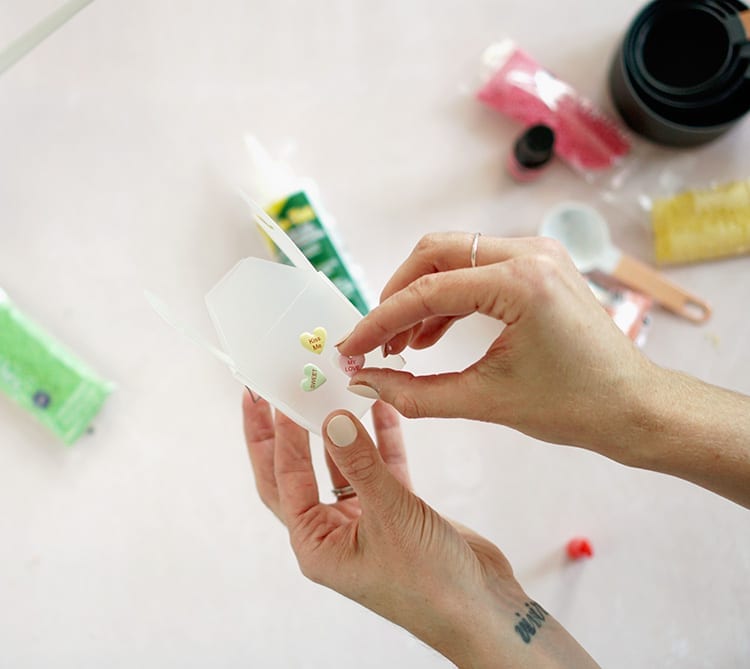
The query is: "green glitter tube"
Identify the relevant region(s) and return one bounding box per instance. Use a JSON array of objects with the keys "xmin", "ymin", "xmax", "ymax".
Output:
[{"xmin": 0, "ymin": 288, "xmax": 112, "ymax": 444}]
